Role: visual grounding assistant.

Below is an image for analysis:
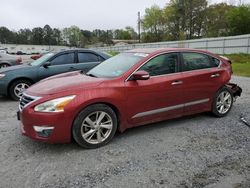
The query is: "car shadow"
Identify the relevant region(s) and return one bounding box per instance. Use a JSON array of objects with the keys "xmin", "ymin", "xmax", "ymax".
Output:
[
  {"xmin": 113, "ymin": 112, "xmax": 211, "ymax": 140},
  {"xmin": 19, "ymin": 112, "xmax": 212, "ymax": 153}
]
